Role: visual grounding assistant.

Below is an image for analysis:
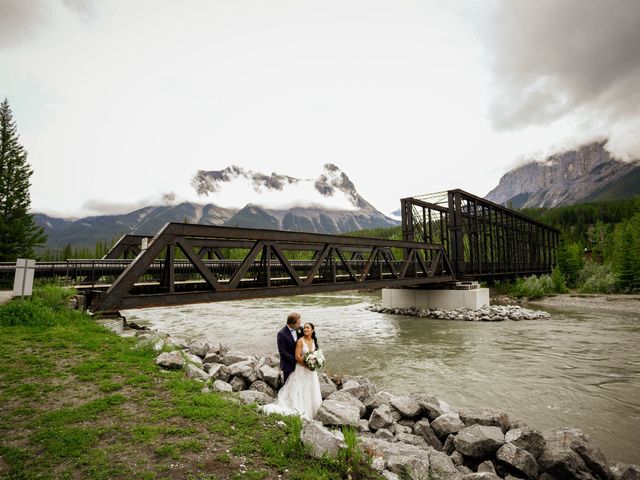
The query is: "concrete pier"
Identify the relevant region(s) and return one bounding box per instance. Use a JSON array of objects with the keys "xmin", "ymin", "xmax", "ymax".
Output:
[{"xmin": 382, "ymin": 282, "xmax": 489, "ymax": 310}]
